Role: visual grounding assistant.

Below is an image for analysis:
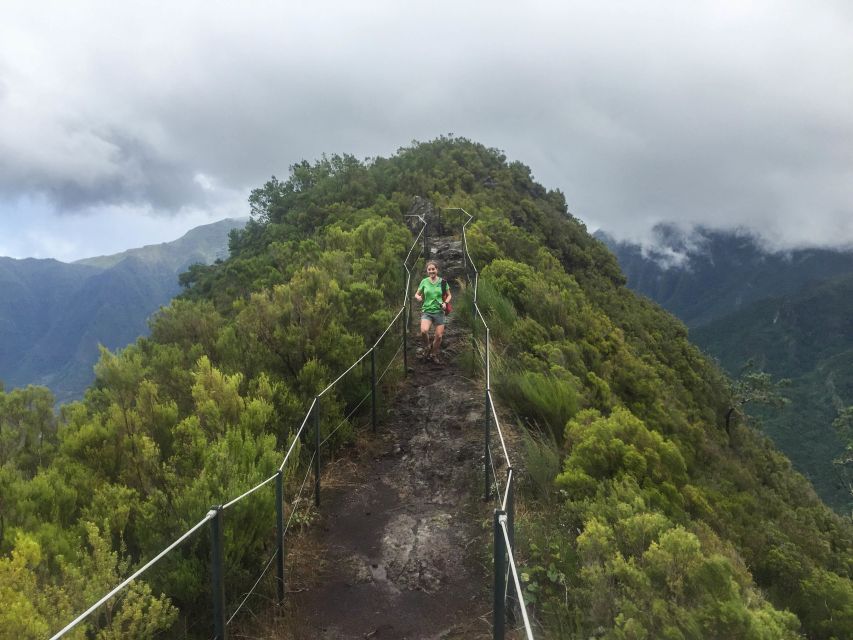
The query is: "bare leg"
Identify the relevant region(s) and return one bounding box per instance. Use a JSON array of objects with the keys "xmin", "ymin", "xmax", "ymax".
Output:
[
  {"xmin": 420, "ymin": 317, "xmax": 433, "ymax": 356},
  {"xmin": 432, "ymin": 324, "xmax": 445, "ymax": 361}
]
